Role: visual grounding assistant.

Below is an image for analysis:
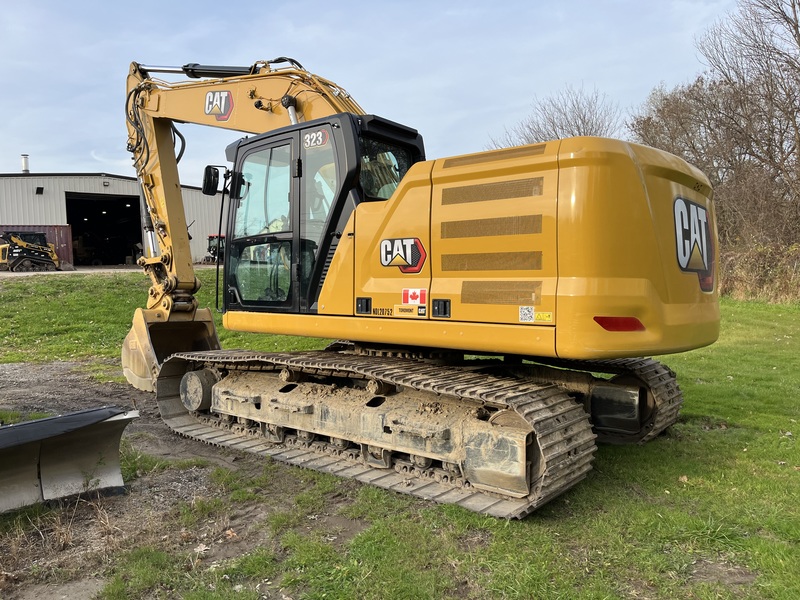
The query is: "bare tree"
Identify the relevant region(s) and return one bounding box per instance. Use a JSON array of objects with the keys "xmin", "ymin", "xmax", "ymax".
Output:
[
  {"xmin": 696, "ymin": 0, "xmax": 800, "ymax": 203},
  {"xmin": 630, "ymin": 75, "xmax": 799, "ymax": 247},
  {"xmin": 630, "ymin": 78, "xmax": 739, "ymax": 185},
  {"xmin": 490, "ymin": 85, "xmax": 623, "ymax": 148},
  {"xmin": 629, "ymin": 0, "xmax": 800, "ymax": 248}
]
